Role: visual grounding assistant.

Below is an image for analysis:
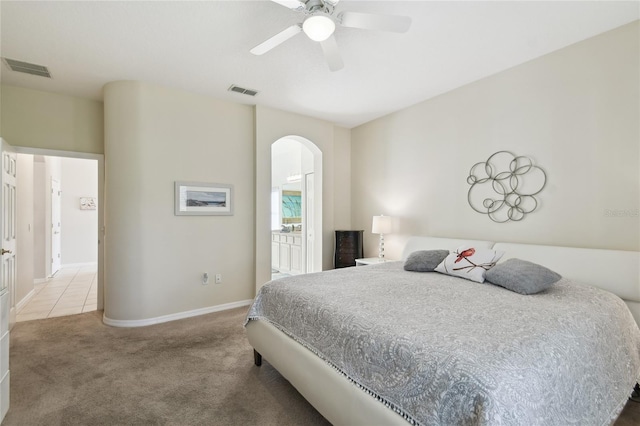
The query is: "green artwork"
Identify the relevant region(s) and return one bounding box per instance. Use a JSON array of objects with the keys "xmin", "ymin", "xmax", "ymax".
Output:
[{"xmin": 282, "ymin": 191, "xmax": 302, "ymax": 220}]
